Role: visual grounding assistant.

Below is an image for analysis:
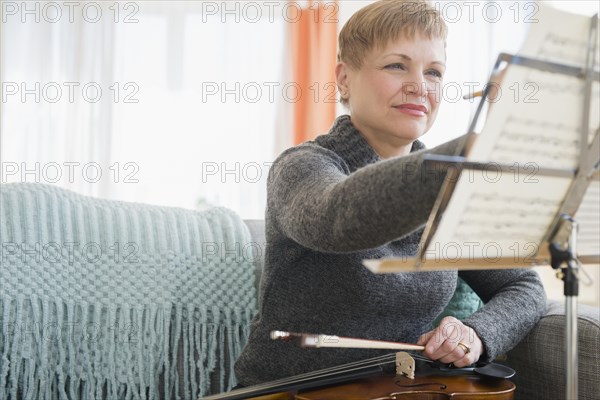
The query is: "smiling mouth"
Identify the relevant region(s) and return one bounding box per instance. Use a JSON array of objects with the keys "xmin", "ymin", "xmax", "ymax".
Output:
[{"xmin": 394, "ymin": 104, "xmax": 428, "ymax": 116}]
